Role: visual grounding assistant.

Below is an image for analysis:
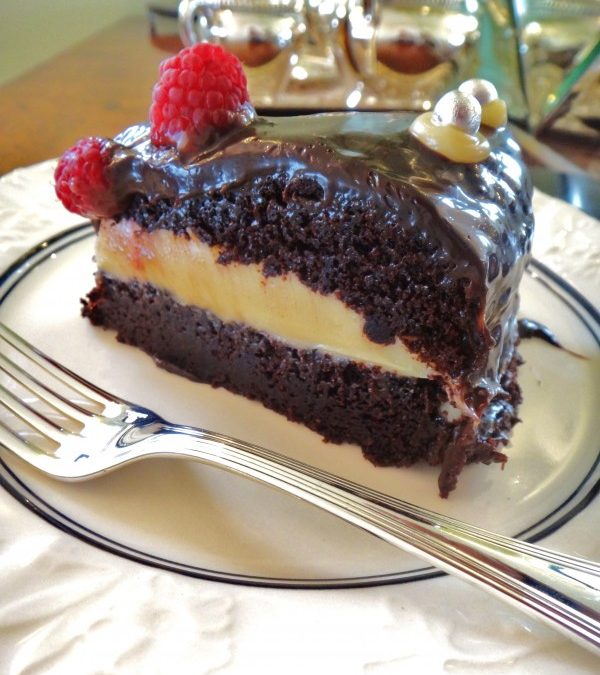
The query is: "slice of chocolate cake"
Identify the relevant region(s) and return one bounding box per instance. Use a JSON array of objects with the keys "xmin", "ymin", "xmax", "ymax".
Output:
[{"xmin": 55, "ymin": 45, "xmax": 533, "ymax": 496}]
